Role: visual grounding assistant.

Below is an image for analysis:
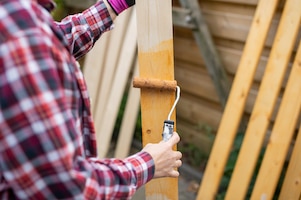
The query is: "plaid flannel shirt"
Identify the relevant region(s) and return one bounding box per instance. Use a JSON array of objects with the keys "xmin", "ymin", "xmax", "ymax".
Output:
[{"xmin": 0, "ymin": 0, "xmax": 154, "ymax": 199}]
